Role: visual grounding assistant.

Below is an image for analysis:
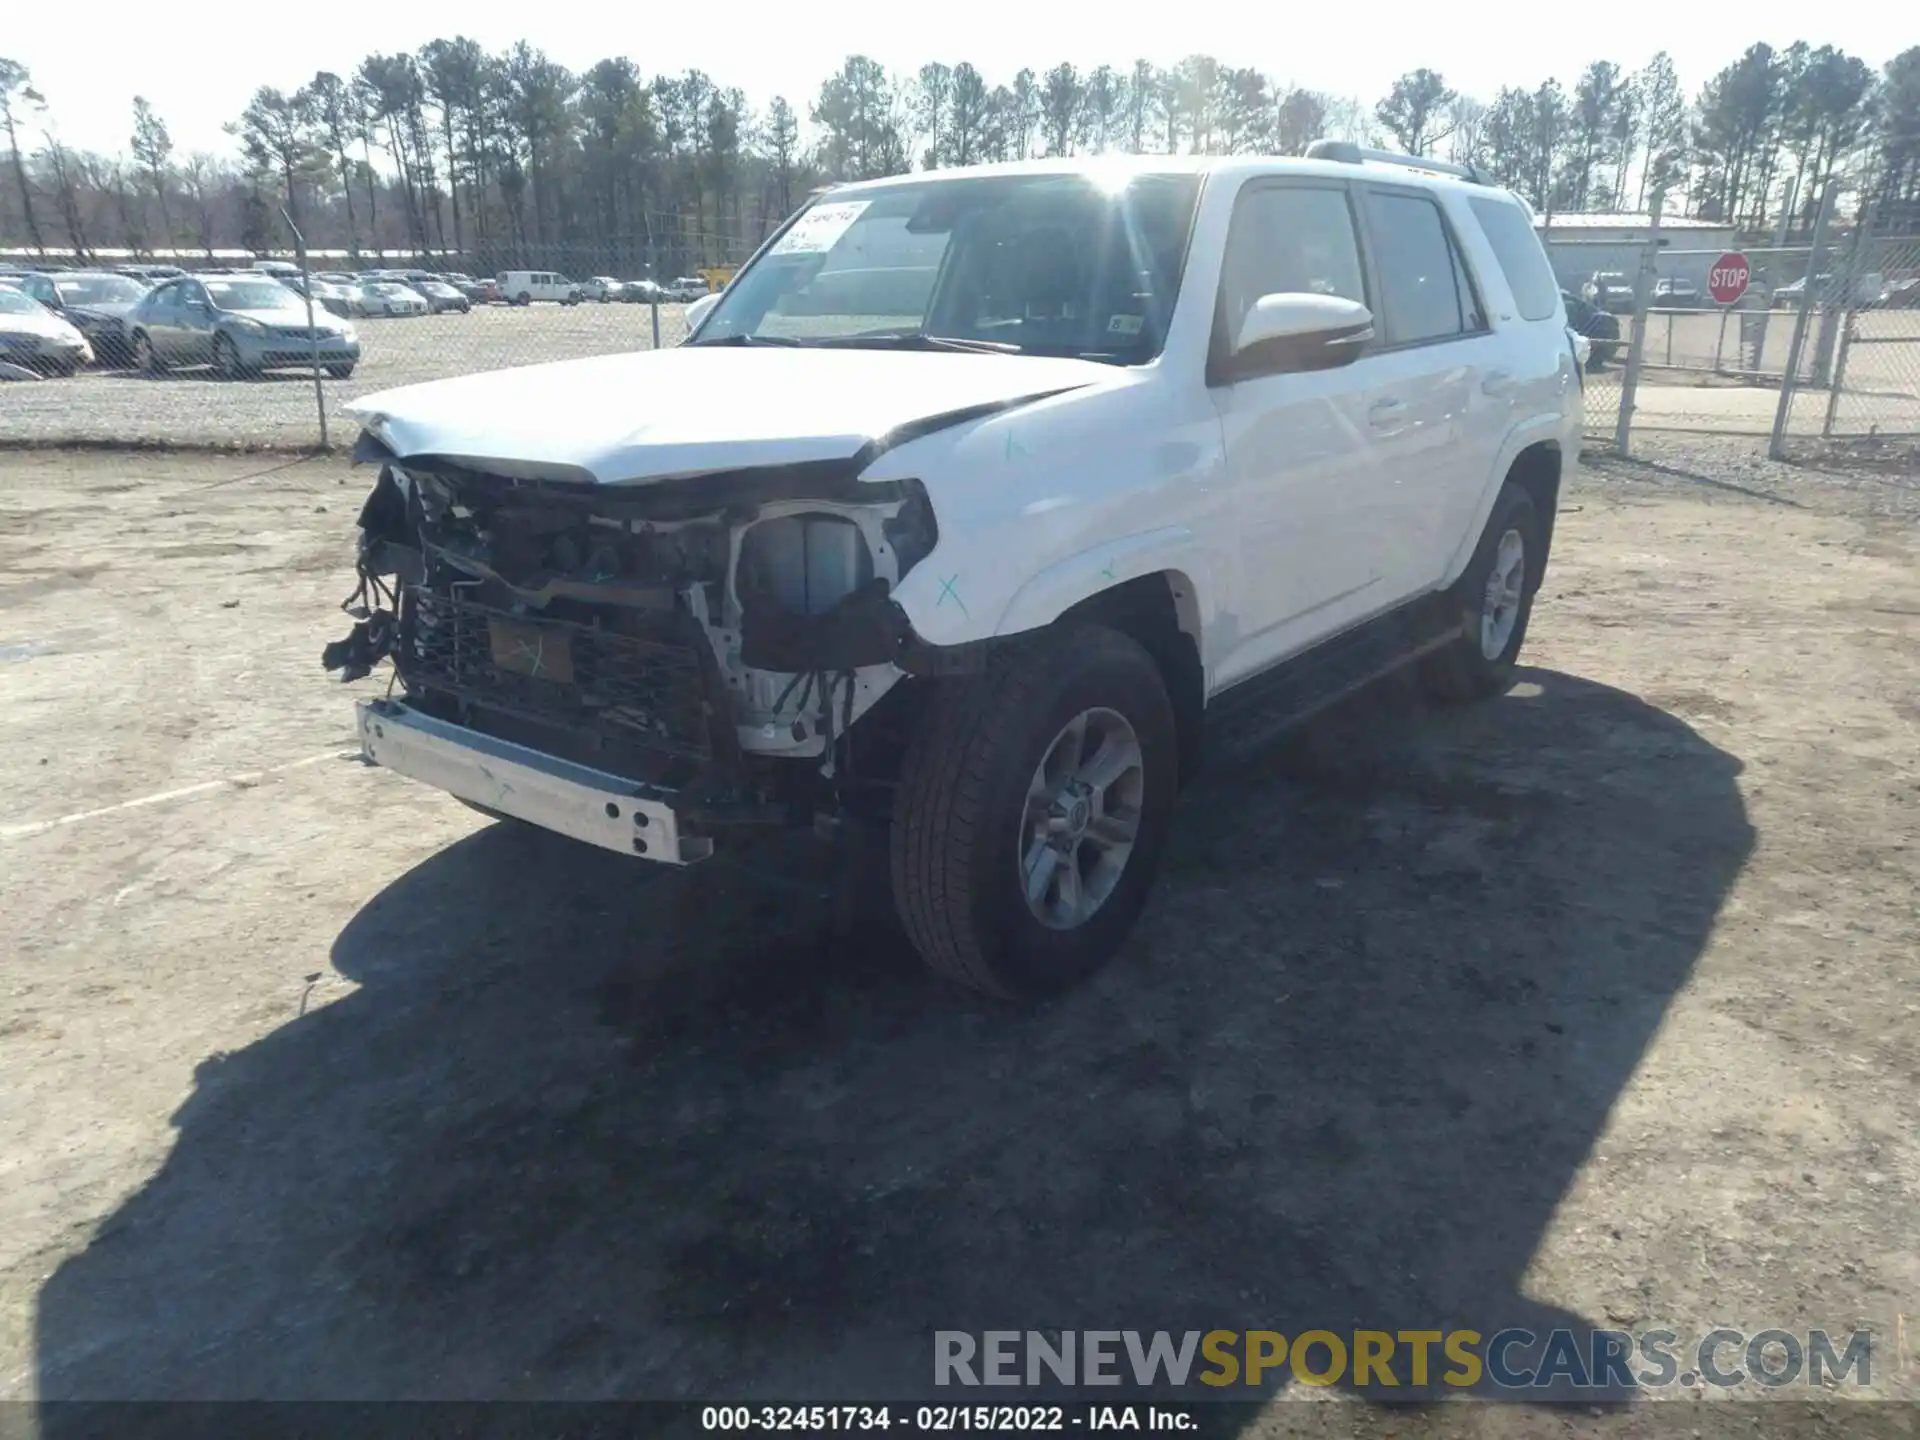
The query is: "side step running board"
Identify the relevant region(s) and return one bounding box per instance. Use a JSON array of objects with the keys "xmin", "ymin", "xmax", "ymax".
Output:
[{"xmin": 1202, "ymin": 596, "xmax": 1465, "ymax": 767}]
